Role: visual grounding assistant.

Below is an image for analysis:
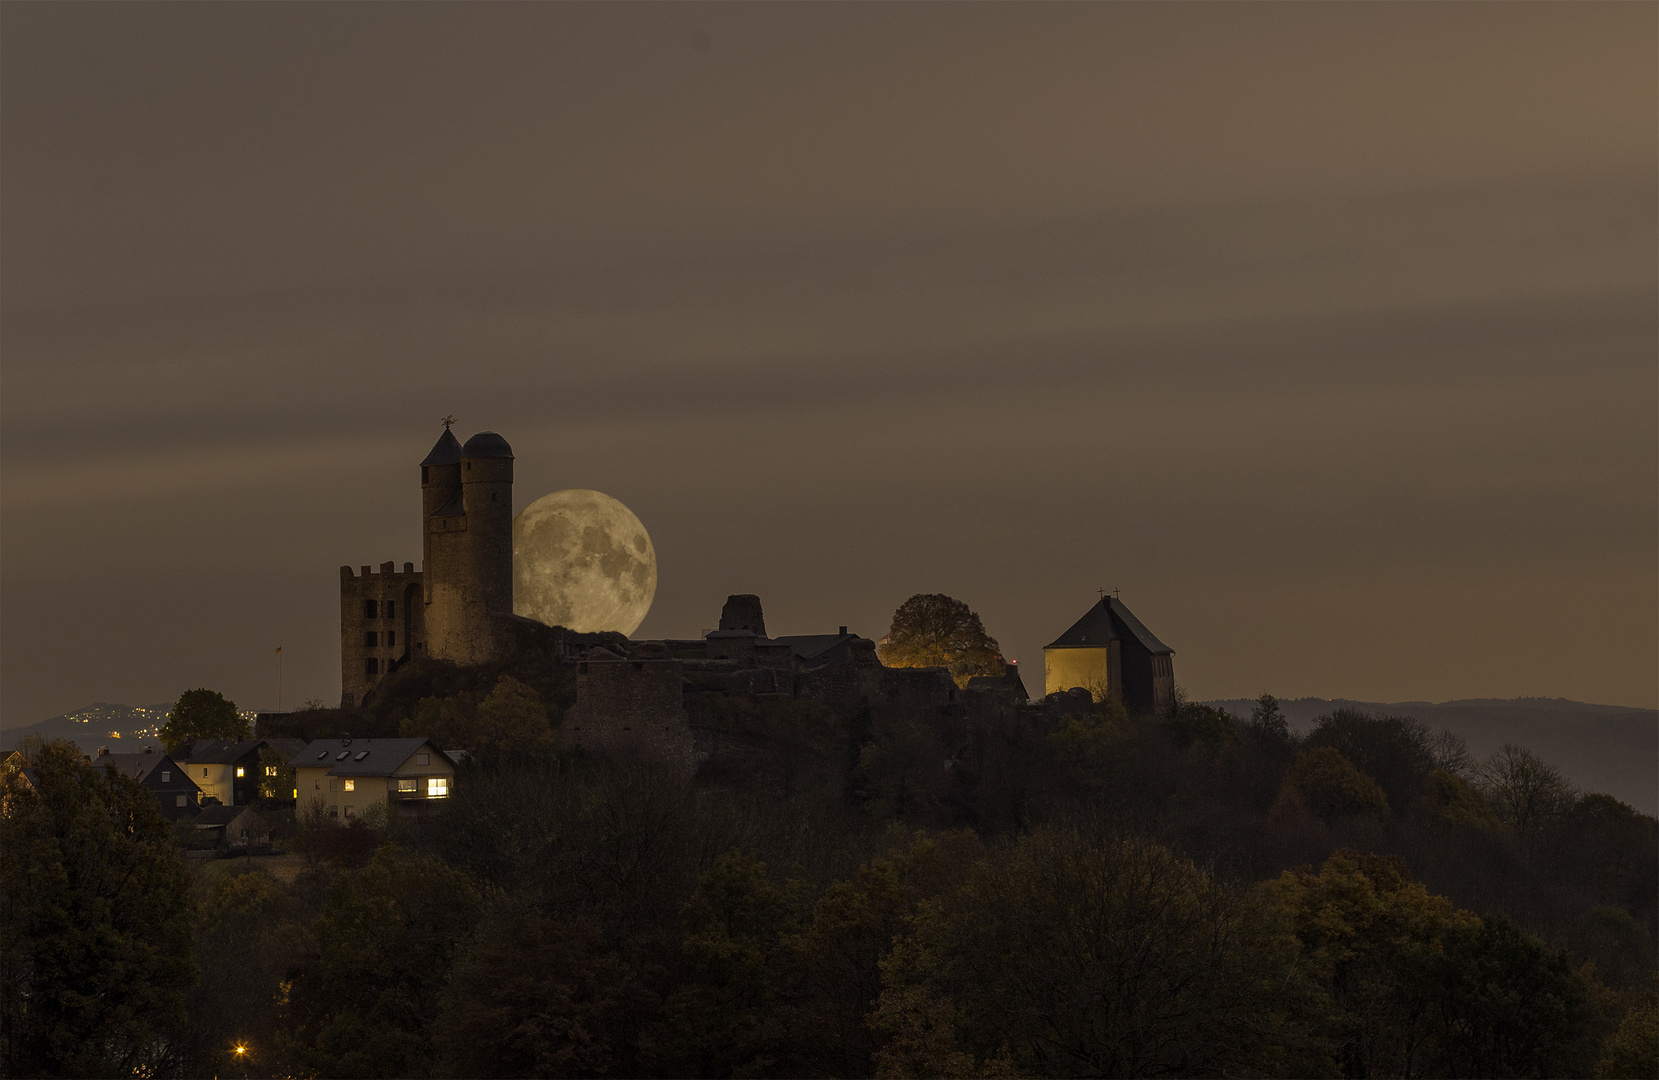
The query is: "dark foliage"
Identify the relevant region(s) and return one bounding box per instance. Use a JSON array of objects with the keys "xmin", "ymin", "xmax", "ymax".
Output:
[
  {"xmin": 1, "ymin": 741, "xmax": 196, "ymax": 1077},
  {"xmin": 160, "ymin": 687, "xmax": 248, "ymax": 751},
  {"xmin": 19, "ymin": 669, "xmax": 1657, "ymax": 1078},
  {"xmin": 877, "ymin": 593, "xmax": 1004, "ymax": 688}
]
